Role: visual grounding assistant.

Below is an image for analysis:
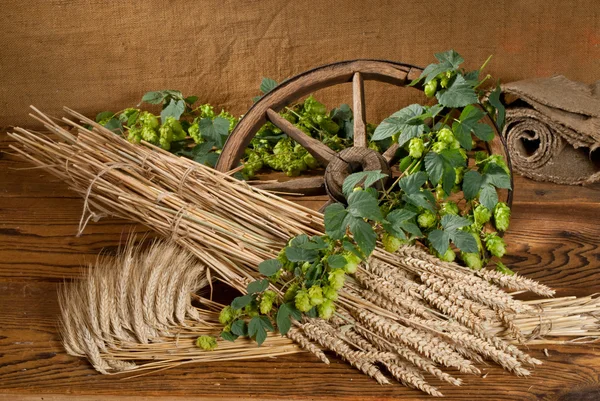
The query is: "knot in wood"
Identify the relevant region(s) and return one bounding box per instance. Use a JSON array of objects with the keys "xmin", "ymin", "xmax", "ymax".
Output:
[{"xmin": 324, "ymin": 147, "xmax": 390, "ymax": 203}]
